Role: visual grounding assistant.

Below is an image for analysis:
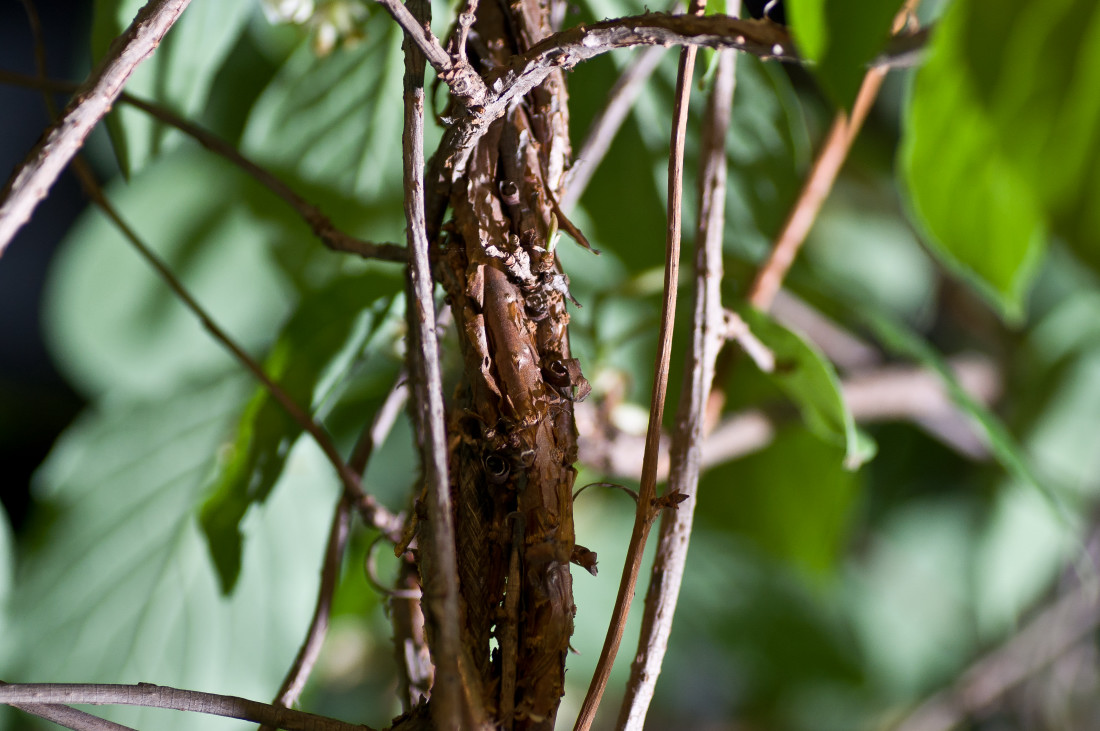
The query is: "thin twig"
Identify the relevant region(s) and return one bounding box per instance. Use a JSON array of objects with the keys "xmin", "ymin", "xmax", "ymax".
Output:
[
  {"xmin": 559, "ymin": 44, "xmax": 666, "ymax": 211},
  {"xmin": 573, "ymin": 2, "xmax": 705, "ymax": 728},
  {"xmin": 618, "ymin": 40, "xmax": 738, "ymax": 730},
  {"xmin": 1, "ymin": 681, "xmax": 137, "ymax": 731},
  {"xmin": 0, "ymin": 0, "xmax": 192, "ymax": 255},
  {"xmin": 746, "ymin": 66, "xmax": 886, "ymax": 310},
  {"xmin": 398, "ymin": 0, "xmax": 478, "ymax": 725},
  {"xmin": 0, "ymin": 69, "xmax": 408, "ymax": 264},
  {"xmin": 258, "ymin": 497, "xmax": 353, "ymax": 731},
  {"xmin": 0, "ymin": 683, "xmax": 372, "ymax": 731},
  {"xmin": 66, "ymin": 160, "xmax": 402, "ymax": 538}
]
